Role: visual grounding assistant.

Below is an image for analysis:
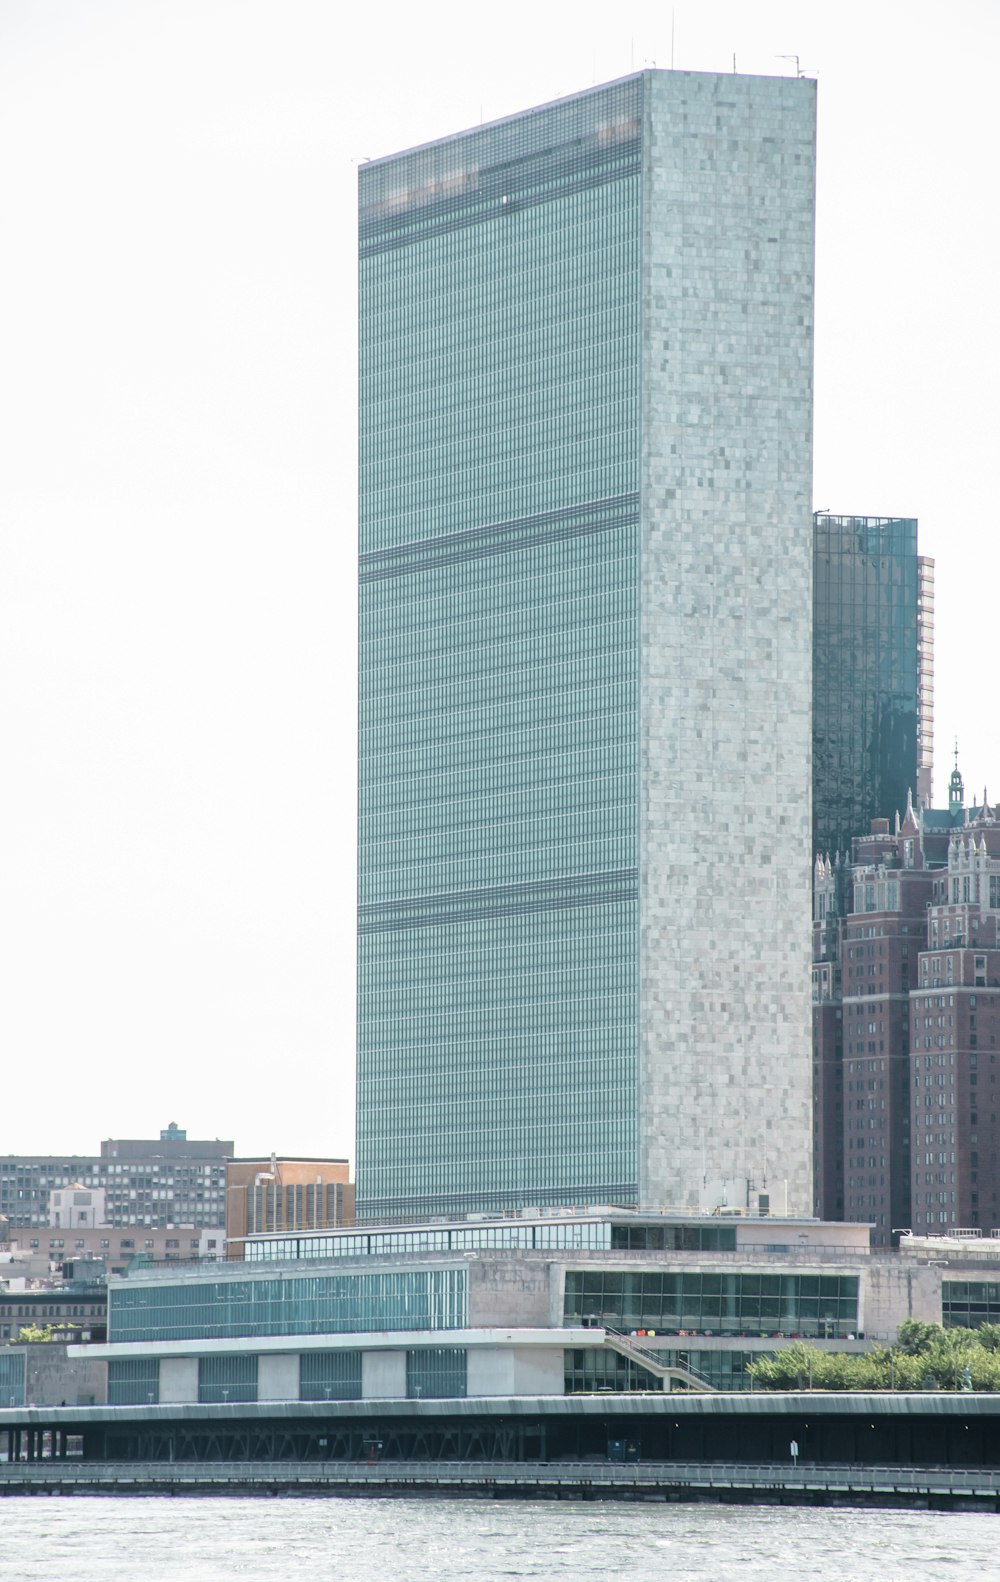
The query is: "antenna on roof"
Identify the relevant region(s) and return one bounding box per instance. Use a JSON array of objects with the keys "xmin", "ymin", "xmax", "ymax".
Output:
[{"xmin": 777, "ymin": 54, "xmax": 803, "ymax": 77}]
